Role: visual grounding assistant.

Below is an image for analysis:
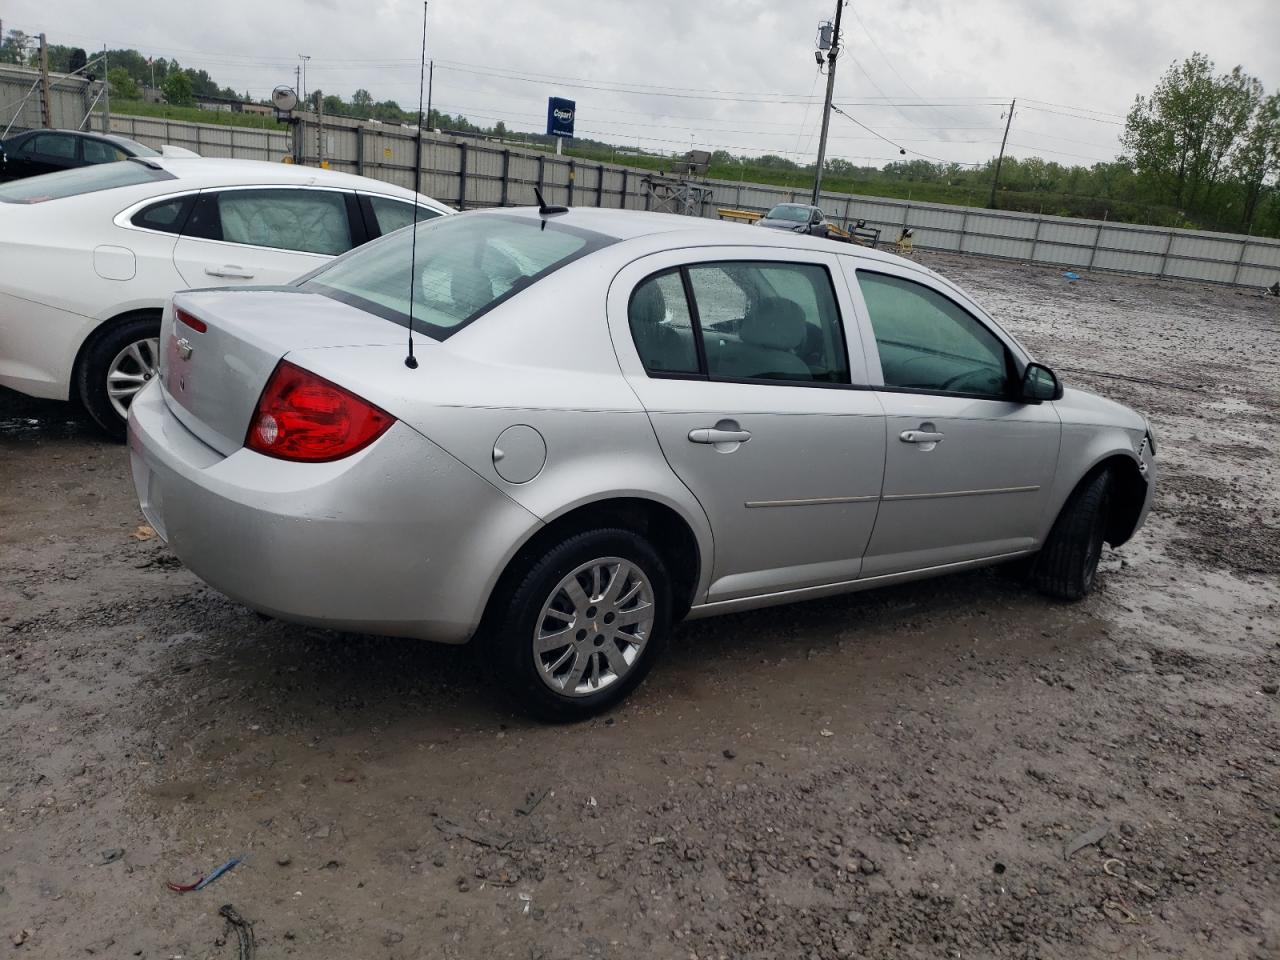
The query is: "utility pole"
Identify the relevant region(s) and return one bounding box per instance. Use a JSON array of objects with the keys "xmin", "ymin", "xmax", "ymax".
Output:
[
  {"xmin": 101, "ymin": 46, "xmax": 110, "ymax": 134},
  {"xmin": 811, "ymin": 0, "xmax": 844, "ymax": 205},
  {"xmin": 38, "ymin": 33, "xmax": 53, "ymax": 128},
  {"xmin": 425, "ymin": 60, "xmax": 433, "ymax": 130},
  {"xmin": 989, "ymin": 98, "xmax": 1015, "ymax": 208},
  {"xmin": 298, "ymin": 54, "xmax": 310, "ymax": 102},
  {"xmin": 315, "ymin": 90, "xmax": 324, "ymax": 167}
]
